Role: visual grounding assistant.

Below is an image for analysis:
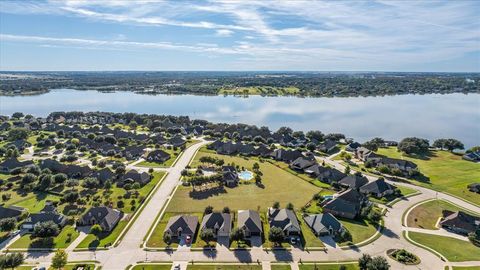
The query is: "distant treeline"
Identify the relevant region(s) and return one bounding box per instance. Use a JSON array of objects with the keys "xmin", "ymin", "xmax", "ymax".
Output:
[{"xmin": 1, "ymin": 71, "xmax": 478, "ymax": 97}]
